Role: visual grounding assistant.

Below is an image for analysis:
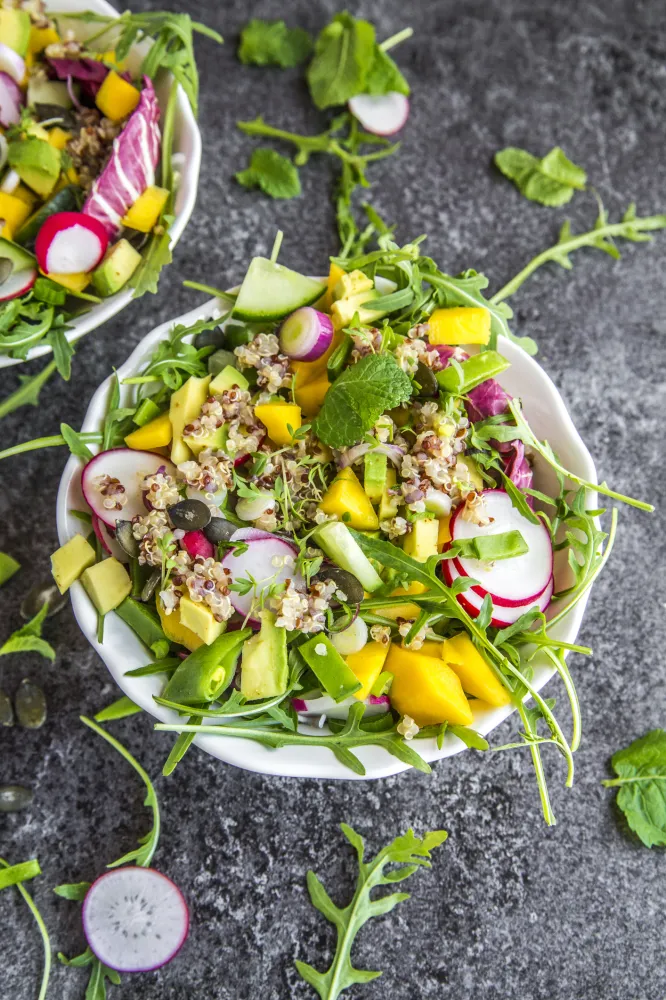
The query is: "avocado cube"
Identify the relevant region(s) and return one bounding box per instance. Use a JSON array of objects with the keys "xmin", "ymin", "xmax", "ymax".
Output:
[
  {"xmin": 8, "ymin": 138, "xmax": 61, "ymax": 199},
  {"xmin": 363, "ymin": 451, "xmax": 388, "ymax": 503},
  {"xmin": 240, "ymin": 609, "xmax": 288, "ymax": 700},
  {"xmin": 92, "ymin": 239, "xmax": 142, "ymax": 297},
  {"xmin": 169, "ymin": 374, "xmax": 211, "ymax": 464},
  {"xmin": 183, "ymin": 423, "xmax": 228, "ymax": 458},
  {"xmin": 332, "ymin": 269, "xmax": 374, "ymax": 302},
  {"xmin": 51, "ymin": 534, "xmax": 96, "ymax": 594},
  {"xmin": 403, "ymin": 519, "xmax": 439, "ymax": 562},
  {"xmin": 178, "ymin": 596, "xmax": 226, "ymax": 646},
  {"xmin": 209, "ymin": 364, "xmax": 249, "ymax": 395},
  {"xmin": 0, "ymin": 9, "xmax": 31, "ymax": 56},
  {"xmin": 81, "ymin": 558, "xmax": 131, "ymax": 615}
]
